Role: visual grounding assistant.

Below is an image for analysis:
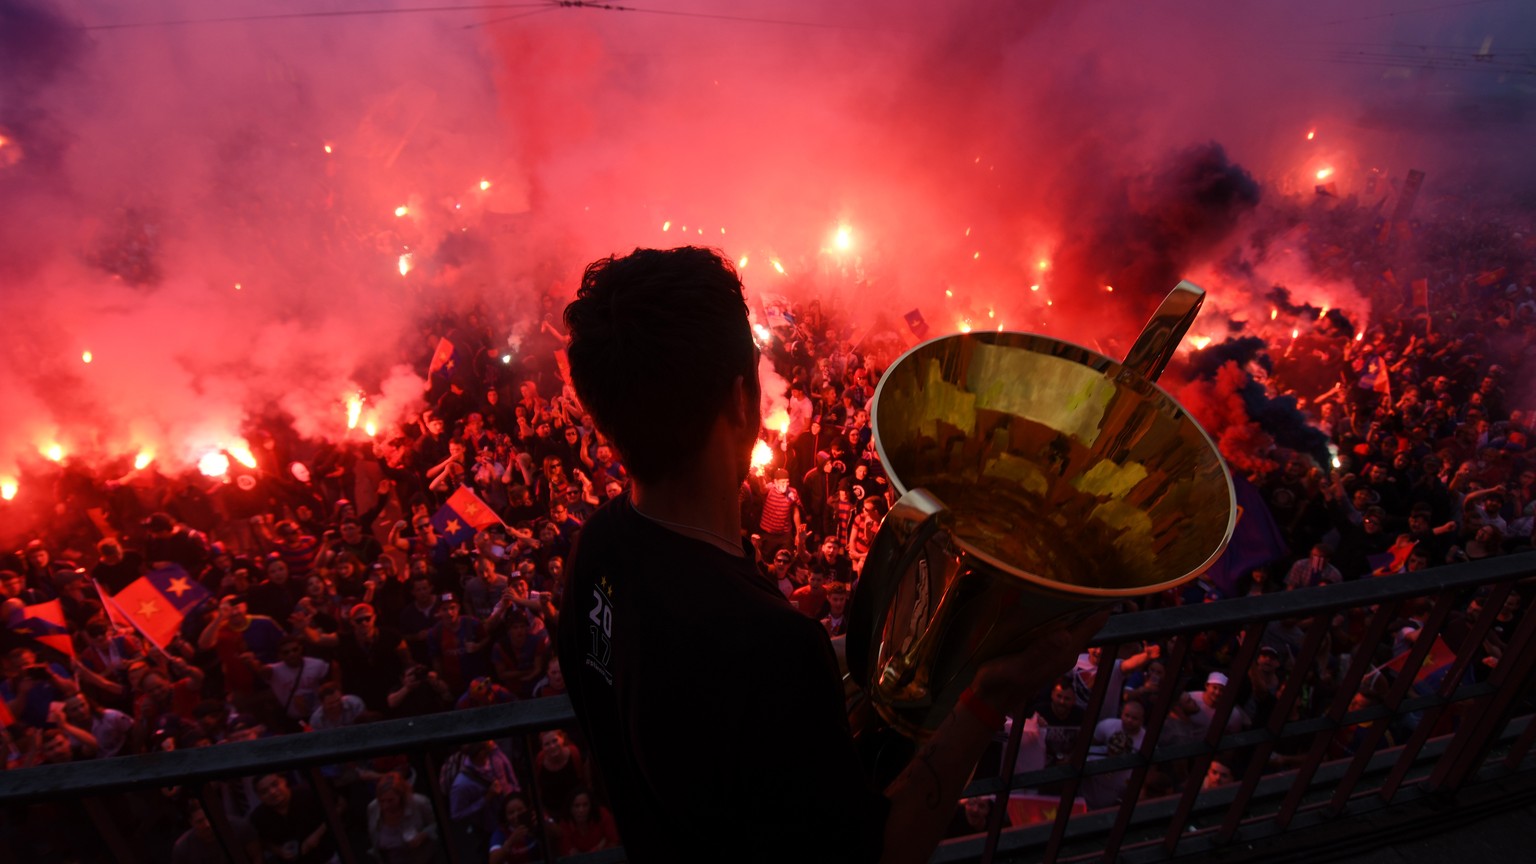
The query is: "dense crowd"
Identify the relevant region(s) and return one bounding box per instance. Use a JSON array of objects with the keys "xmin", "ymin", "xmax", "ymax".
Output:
[{"xmin": 2, "ymin": 204, "xmax": 1534, "ymax": 860}]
